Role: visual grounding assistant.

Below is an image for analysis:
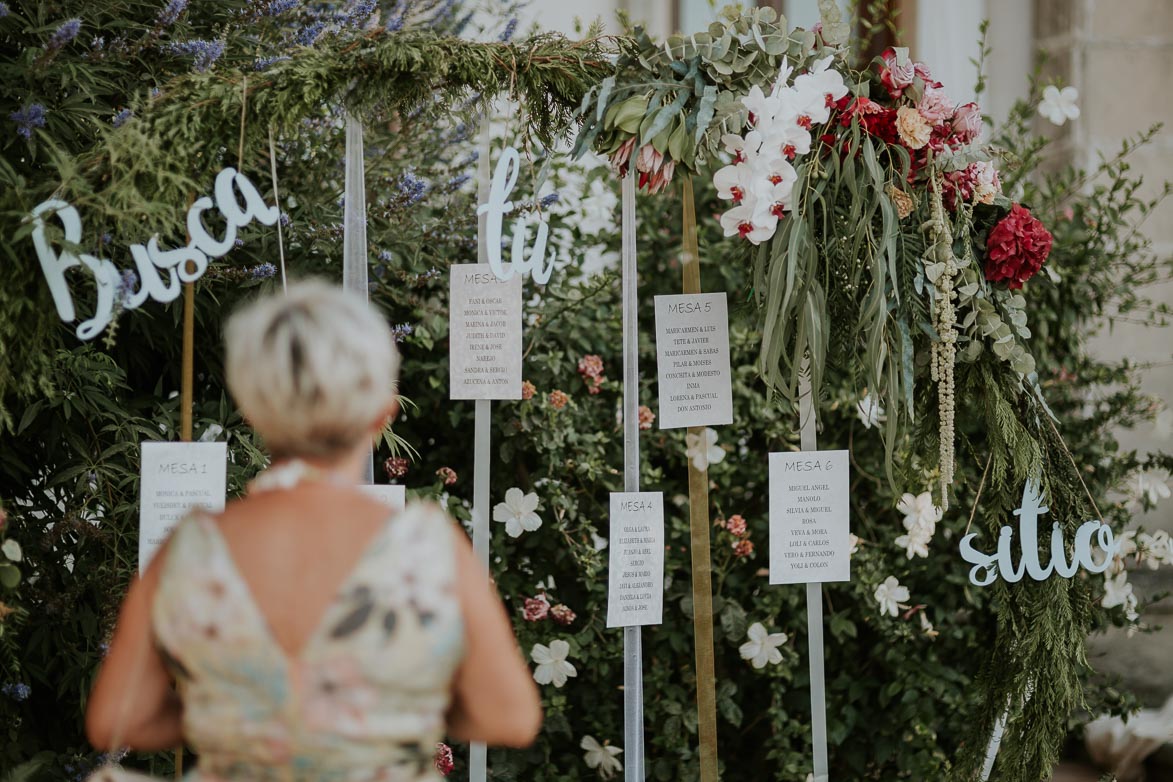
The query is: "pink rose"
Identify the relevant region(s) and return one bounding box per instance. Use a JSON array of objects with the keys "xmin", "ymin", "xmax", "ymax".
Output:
[
  {"xmin": 917, "ymin": 86, "xmax": 955, "ymax": 124},
  {"xmin": 879, "ymin": 48, "xmax": 915, "ymax": 97},
  {"xmin": 522, "ymin": 595, "xmax": 550, "ymax": 622},
  {"xmin": 951, "ymin": 102, "xmax": 983, "ymax": 143}
]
